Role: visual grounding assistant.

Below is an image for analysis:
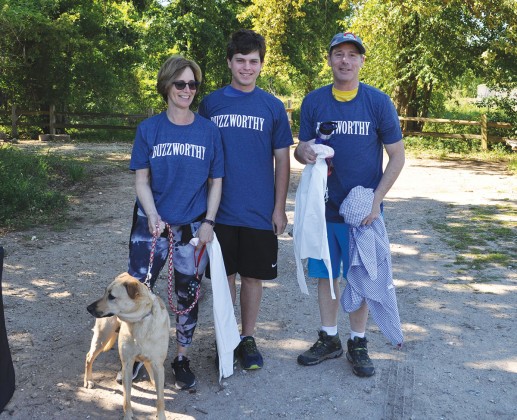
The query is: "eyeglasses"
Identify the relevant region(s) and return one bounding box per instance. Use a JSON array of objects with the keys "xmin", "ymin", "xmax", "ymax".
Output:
[{"xmin": 172, "ymin": 81, "xmax": 200, "ymax": 90}]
